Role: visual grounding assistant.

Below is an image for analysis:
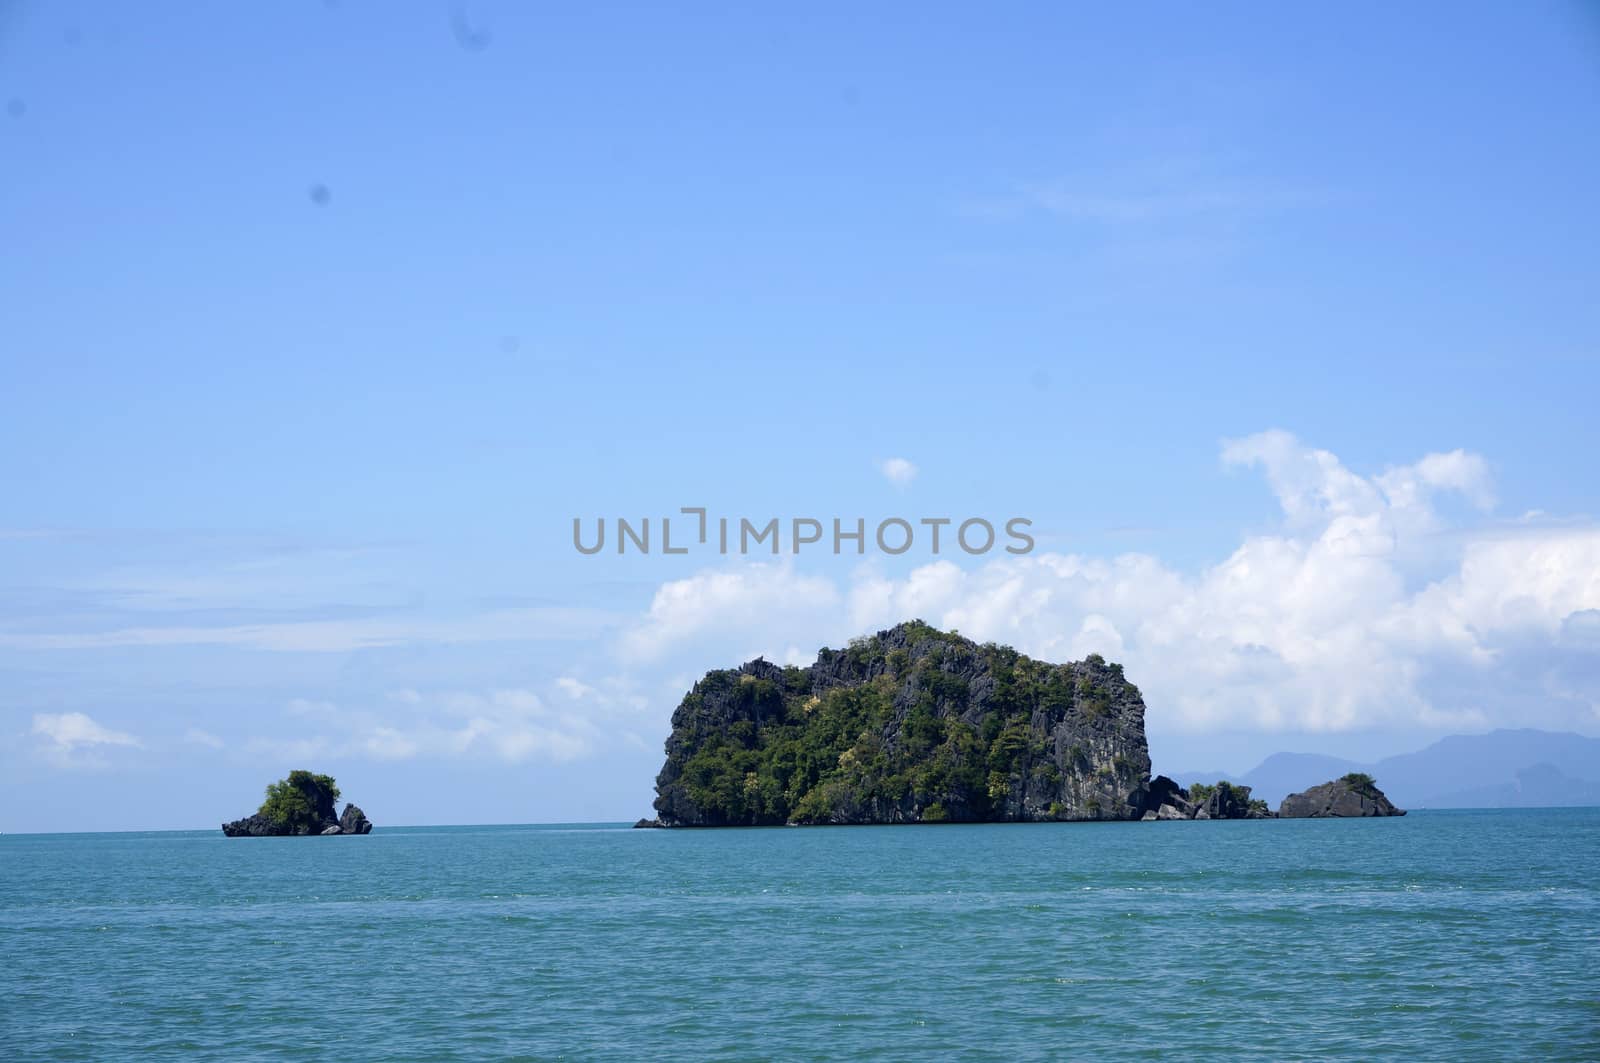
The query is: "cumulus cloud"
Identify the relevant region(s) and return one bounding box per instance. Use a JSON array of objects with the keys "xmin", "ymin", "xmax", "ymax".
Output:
[
  {"xmin": 618, "ymin": 432, "xmax": 1600, "ymax": 737},
  {"xmin": 50, "ymin": 430, "xmax": 1585, "ymax": 774},
  {"xmin": 621, "ymin": 562, "xmax": 843, "ymax": 664},
  {"xmin": 879, "ymin": 457, "xmax": 918, "ymax": 487},
  {"xmin": 1378, "ymin": 449, "xmax": 1496, "ymax": 513},
  {"xmin": 1224, "ymin": 429, "xmax": 1496, "ymax": 549}
]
